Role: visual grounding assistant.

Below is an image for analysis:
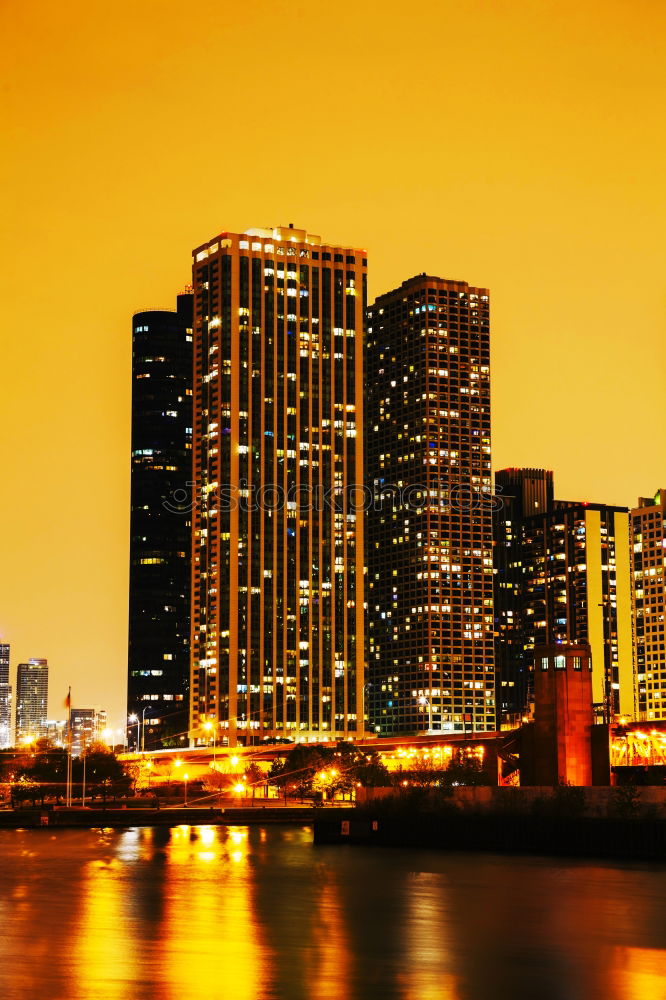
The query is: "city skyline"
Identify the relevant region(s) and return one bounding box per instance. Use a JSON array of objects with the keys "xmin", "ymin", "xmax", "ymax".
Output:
[{"xmin": 2, "ymin": 0, "xmax": 665, "ymax": 722}]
